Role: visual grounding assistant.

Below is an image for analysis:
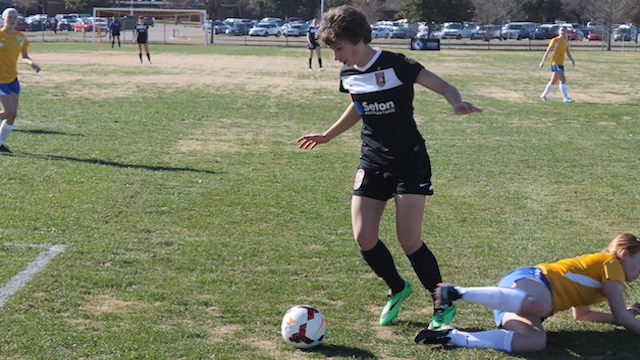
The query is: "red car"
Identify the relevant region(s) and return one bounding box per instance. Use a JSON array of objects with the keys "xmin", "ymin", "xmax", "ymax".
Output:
[
  {"xmin": 73, "ymin": 18, "xmax": 93, "ymax": 32},
  {"xmin": 564, "ymin": 28, "xmax": 583, "ymax": 41},
  {"xmin": 587, "ymin": 29, "xmax": 604, "ymax": 41}
]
